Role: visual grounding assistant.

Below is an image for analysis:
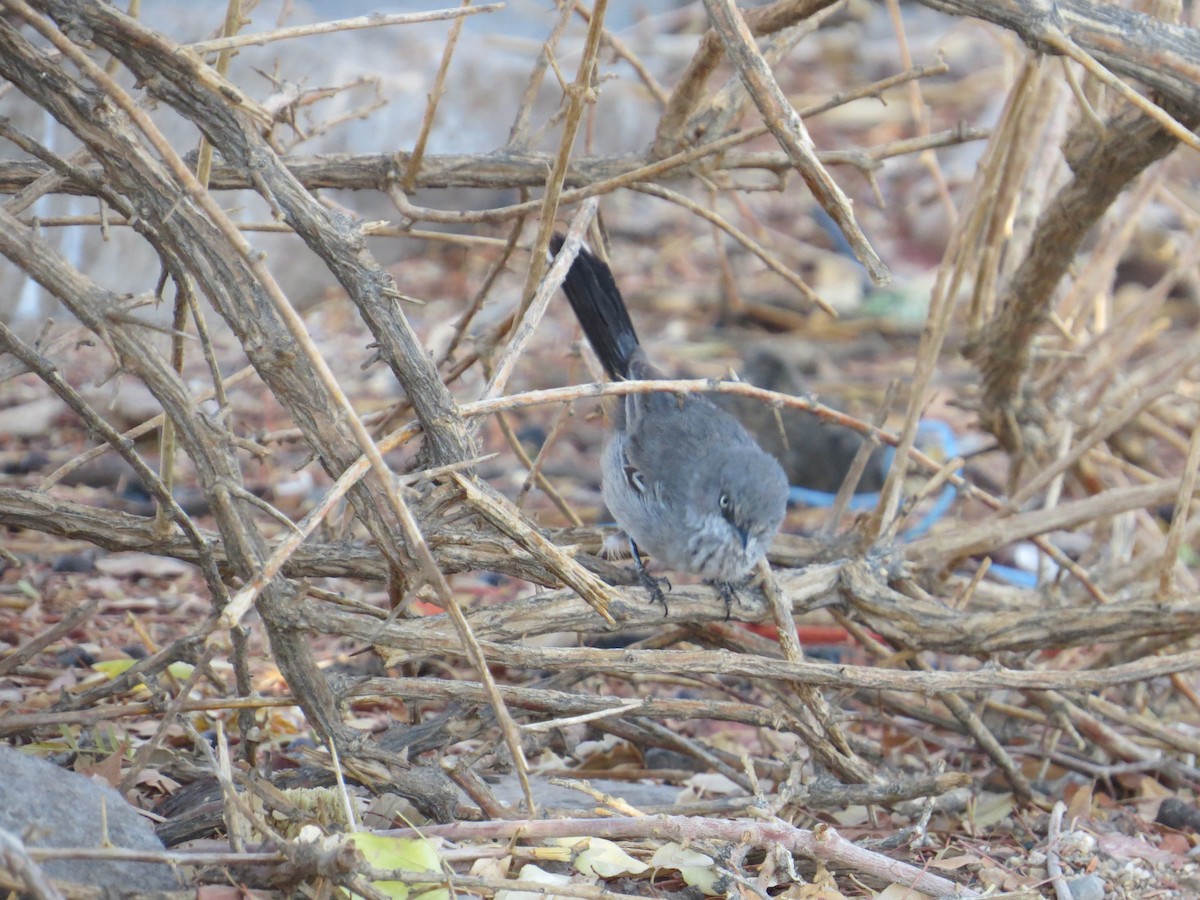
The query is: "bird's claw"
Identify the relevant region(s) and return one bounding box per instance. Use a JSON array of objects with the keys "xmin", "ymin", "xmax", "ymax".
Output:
[
  {"xmin": 629, "ymin": 537, "xmax": 671, "ymax": 616},
  {"xmin": 704, "ymin": 579, "xmax": 742, "ymax": 620},
  {"xmin": 637, "ymin": 568, "xmax": 672, "ymax": 616}
]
